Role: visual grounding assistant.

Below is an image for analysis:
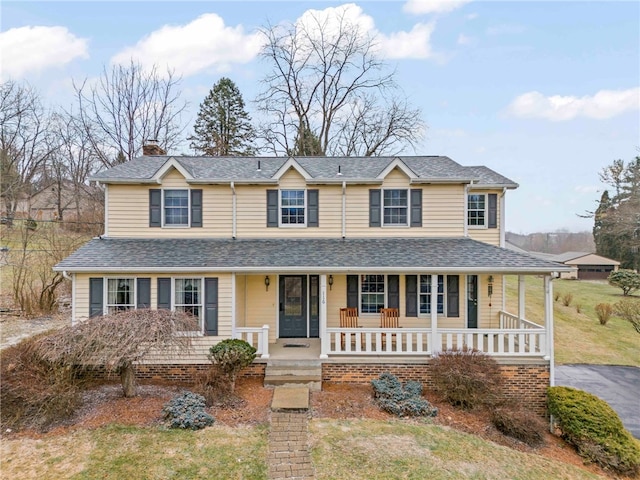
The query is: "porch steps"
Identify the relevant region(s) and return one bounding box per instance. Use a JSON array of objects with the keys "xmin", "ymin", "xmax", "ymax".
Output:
[{"xmin": 264, "ymin": 360, "xmax": 322, "ymax": 391}]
